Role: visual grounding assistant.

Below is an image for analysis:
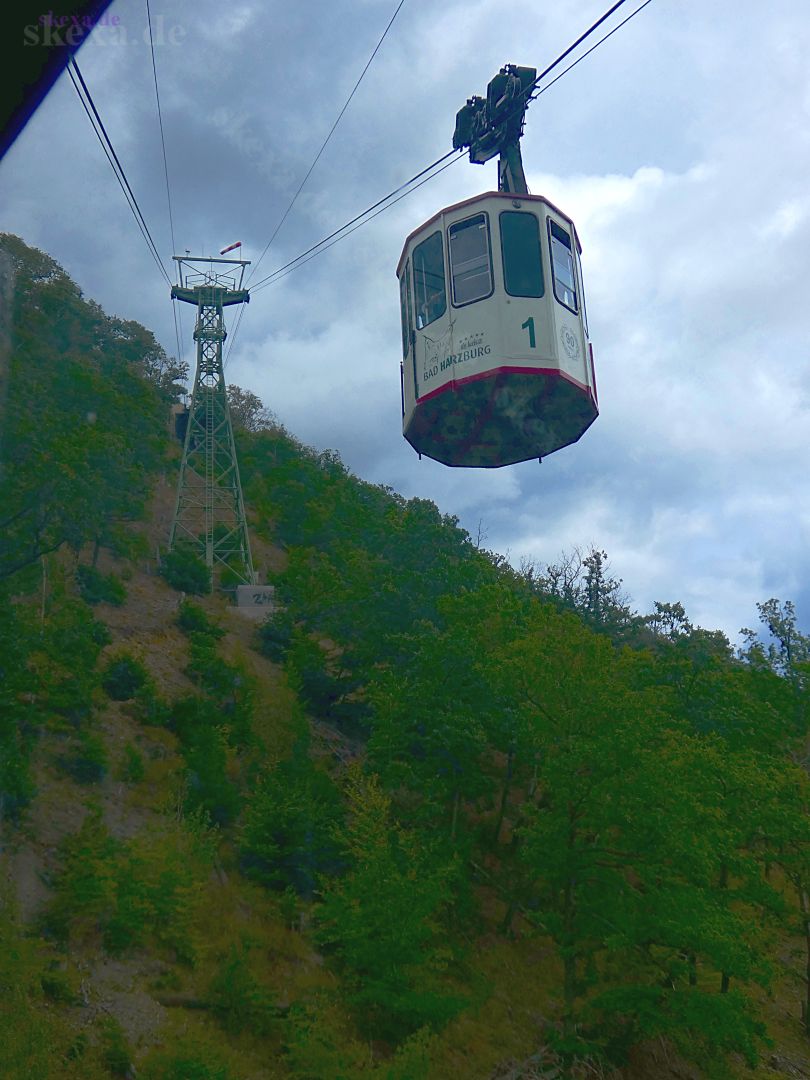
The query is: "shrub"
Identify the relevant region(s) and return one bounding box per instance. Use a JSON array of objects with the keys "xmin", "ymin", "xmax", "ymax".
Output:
[
  {"xmin": 40, "ymin": 965, "xmax": 79, "ymax": 1004},
  {"xmin": 140, "ymin": 1036, "xmax": 232, "ymax": 1080},
  {"xmin": 177, "ymin": 601, "xmax": 223, "ymax": 639},
  {"xmin": 257, "ymin": 609, "xmax": 294, "ymax": 662},
  {"xmin": 184, "ymin": 640, "xmax": 254, "ymax": 747},
  {"xmin": 35, "ymin": 600, "xmax": 106, "ymax": 724},
  {"xmin": 104, "ymin": 821, "xmax": 211, "ymax": 963},
  {"xmin": 120, "ymin": 742, "xmax": 145, "ymax": 783},
  {"xmin": 316, "ymin": 773, "xmax": 465, "ymax": 1042},
  {"xmin": 46, "ymin": 810, "xmax": 214, "ymax": 962},
  {"xmin": 240, "ymin": 745, "xmax": 342, "ymax": 895},
  {"xmin": 43, "ymin": 808, "xmax": 118, "ymax": 944},
  {"xmin": 208, "ymin": 944, "xmax": 279, "ymax": 1035},
  {"xmin": 76, "ymin": 565, "xmax": 127, "ymax": 606},
  {"xmin": 284, "ymin": 1002, "xmax": 369, "ymax": 1080},
  {"xmin": 161, "ymin": 547, "xmax": 211, "ymax": 595},
  {"xmin": 102, "ymin": 655, "xmax": 149, "ymax": 701},
  {"xmin": 100, "ymin": 1017, "xmax": 132, "ymax": 1077},
  {"xmin": 62, "ymin": 729, "xmax": 108, "ymax": 784},
  {"xmin": 131, "ymin": 684, "xmax": 171, "ymax": 727},
  {"xmin": 88, "ymin": 617, "xmax": 113, "ymax": 647},
  {"xmin": 168, "ymin": 696, "xmax": 242, "ymax": 825},
  {"xmin": 183, "ymin": 724, "xmax": 240, "ymax": 827}
]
